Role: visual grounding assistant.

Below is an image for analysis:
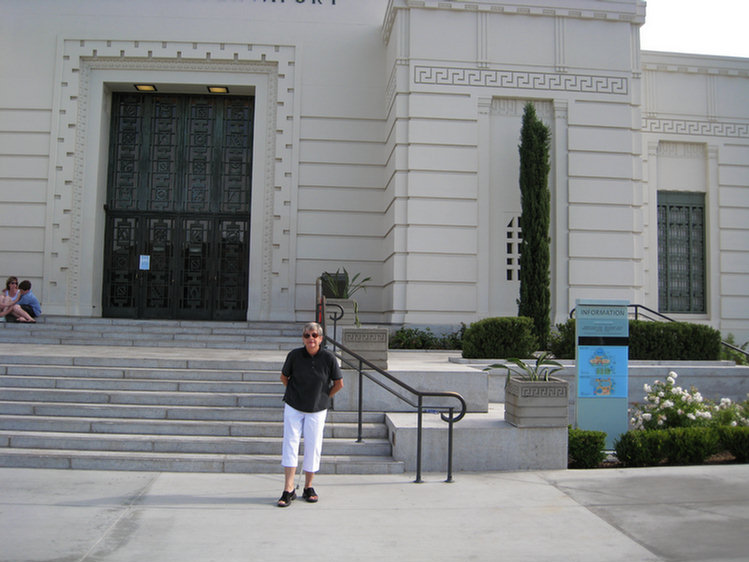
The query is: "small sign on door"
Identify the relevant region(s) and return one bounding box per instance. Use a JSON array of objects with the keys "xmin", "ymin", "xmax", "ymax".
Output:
[{"xmin": 139, "ymin": 255, "xmax": 151, "ymax": 270}]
